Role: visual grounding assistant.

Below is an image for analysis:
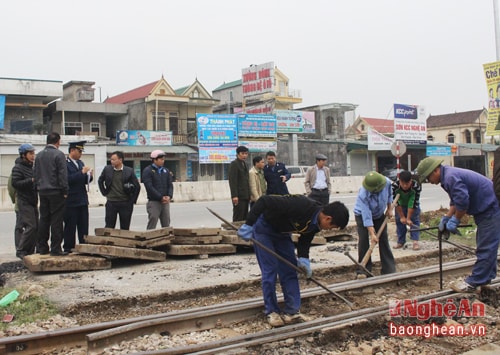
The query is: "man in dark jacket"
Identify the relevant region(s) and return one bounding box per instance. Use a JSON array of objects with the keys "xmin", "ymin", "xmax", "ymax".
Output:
[
  {"xmin": 142, "ymin": 149, "xmax": 174, "ymax": 229},
  {"xmin": 63, "ymin": 141, "xmax": 93, "ymax": 253},
  {"xmin": 11, "ymin": 143, "xmax": 38, "ymax": 259},
  {"xmin": 34, "ymin": 132, "xmax": 68, "ymax": 256},
  {"xmin": 264, "ymin": 151, "xmax": 291, "ymax": 195},
  {"xmin": 228, "ymin": 145, "xmax": 250, "ymax": 222},
  {"xmin": 98, "ymin": 151, "xmax": 140, "ymax": 230},
  {"xmin": 237, "ymin": 195, "xmax": 349, "ymax": 327}
]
